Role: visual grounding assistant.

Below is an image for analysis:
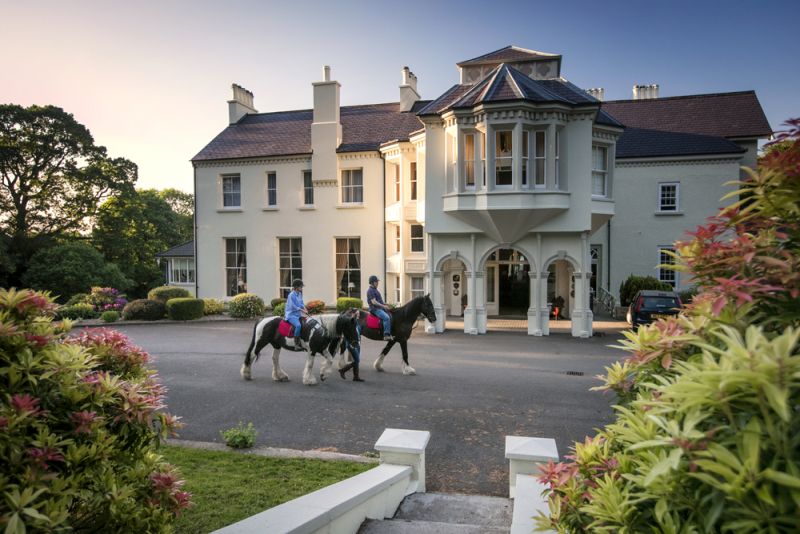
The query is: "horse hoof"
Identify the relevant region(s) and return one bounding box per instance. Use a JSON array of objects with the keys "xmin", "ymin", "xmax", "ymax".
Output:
[
  {"xmin": 403, "ymin": 367, "xmax": 416, "ymax": 376},
  {"xmin": 281, "ymin": 376, "xmax": 290, "ymax": 382},
  {"xmin": 320, "ymin": 374, "xmax": 326, "ymax": 382},
  {"xmin": 304, "ymin": 380, "xmax": 318, "ymax": 386},
  {"xmin": 373, "ymin": 362, "xmax": 385, "ymax": 372},
  {"xmin": 240, "ymin": 365, "xmax": 252, "ymax": 380}
]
